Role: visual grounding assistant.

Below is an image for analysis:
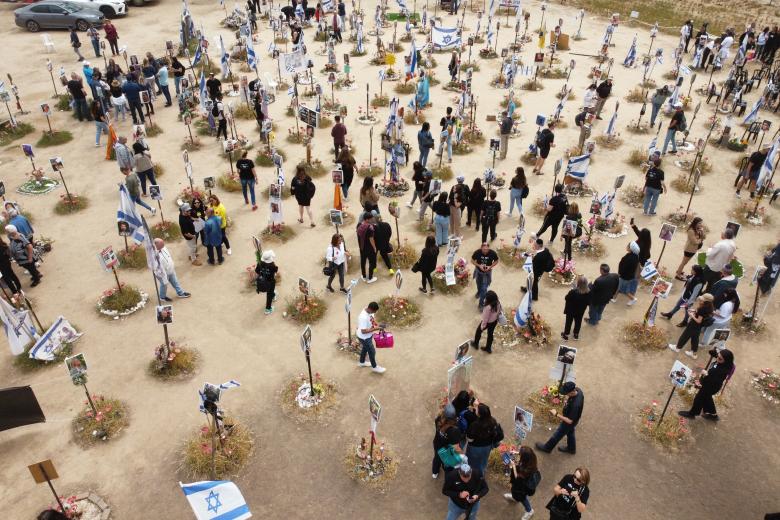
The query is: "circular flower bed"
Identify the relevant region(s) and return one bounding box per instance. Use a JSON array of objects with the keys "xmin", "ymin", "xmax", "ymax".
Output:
[
  {"xmin": 594, "ymin": 135, "xmax": 623, "ymax": 149},
  {"xmin": 181, "ymin": 418, "xmax": 254, "ymax": 479},
  {"xmin": 452, "ymin": 141, "xmax": 474, "ymax": 155},
  {"xmin": 371, "ymin": 94, "xmax": 390, "ymax": 107},
  {"xmin": 726, "ymin": 137, "xmax": 748, "ymax": 152},
  {"xmin": 486, "ymin": 441, "xmax": 518, "ymax": 489},
  {"xmin": 521, "ymin": 80, "xmax": 544, "ymax": 91},
  {"xmin": 284, "ymin": 293, "xmax": 328, "ymax": 323},
  {"xmin": 392, "ymin": 242, "xmax": 418, "ymax": 270},
  {"xmin": 671, "ymin": 174, "xmax": 697, "ymax": 194},
  {"xmin": 731, "ymin": 309, "xmax": 767, "ymax": 337},
  {"xmin": 730, "ymin": 200, "xmax": 771, "ymax": 226},
  {"xmin": 404, "ymin": 111, "xmax": 427, "ymax": 125},
  {"xmin": 151, "ymin": 221, "xmax": 183, "ymax": 242},
  {"xmin": 394, "ymin": 82, "xmax": 416, "ymax": 95},
  {"xmin": 256, "ymin": 148, "xmax": 287, "ymax": 167},
  {"xmin": 17, "ymin": 176, "xmax": 59, "ymax": 195},
  {"xmin": 178, "ymin": 186, "xmax": 207, "ymax": 205},
  {"xmin": 261, "ymin": 224, "xmax": 297, "ymax": 243},
  {"xmin": 494, "ymin": 312, "xmax": 553, "ymax": 349},
  {"xmin": 573, "ymin": 237, "xmax": 606, "ymax": 260},
  {"xmin": 357, "ymin": 164, "xmax": 383, "ymax": 178},
  {"xmin": 217, "ymin": 173, "xmax": 242, "ymax": 192},
  {"xmin": 43, "ymin": 492, "xmax": 112, "ymax": 520},
  {"xmin": 479, "ymin": 48, "xmax": 498, "ymax": 59},
  {"xmin": 280, "ymin": 373, "xmax": 340, "ymax": 423},
  {"xmin": 525, "ymin": 384, "xmax": 567, "ymax": 427},
  {"xmin": 635, "ymin": 401, "xmax": 692, "ymax": 451},
  {"xmin": 497, "ymin": 244, "xmax": 530, "ymax": 269},
  {"xmin": 377, "ymin": 178, "xmax": 410, "ymax": 197},
  {"xmin": 336, "ymin": 332, "xmax": 361, "ymax": 356},
  {"xmin": 36, "ymin": 130, "xmax": 73, "ymax": 147},
  {"xmin": 345, "ymin": 437, "xmax": 398, "ymax": 489},
  {"xmin": 298, "ymin": 159, "xmax": 329, "ymax": 178},
  {"xmin": 751, "ymin": 368, "xmax": 780, "ymax": 405},
  {"xmin": 620, "ymin": 184, "xmax": 644, "ymax": 208},
  {"xmin": 593, "ymin": 214, "xmax": 627, "ymax": 237},
  {"xmin": 430, "ymin": 165, "xmax": 454, "ymax": 181},
  {"xmin": 13, "ymin": 338, "xmax": 75, "ymax": 373},
  {"xmin": 622, "ymin": 322, "xmax": 668, "ymax": 351},
  {"xmin": 548, "ymin": 258, "xmax": 576, "ymax": 286},
  {"xmin": 117, "ymin": 244, "xmax": 146, "ymax": 269},
  {"xmin": 96, "ymin": 285, "xmax": 148, "ymax": 319},
  {"xmin": 72, "ymin": 396, "xmax": 130, "ymax": 447},
  {"xmin": 320, "ymin": 210, "xmax": 355, "ymax": 227},
  {"xmin": 147, "ymin": 342, "xmax": 200, "ymax": 381},
  {"xmin": 375, "ymin": 296, "xmax": 421, "ymax": 327},
  {"xmin": 54, "ymin": 193, "xmax": 89, "ymax": 215},
  {"xmin": 431, "ymin": 258, "xmax": 470, "ymax": 294}
]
